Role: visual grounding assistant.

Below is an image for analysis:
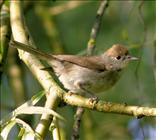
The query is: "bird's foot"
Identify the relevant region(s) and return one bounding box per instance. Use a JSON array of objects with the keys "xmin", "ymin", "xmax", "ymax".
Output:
[{"xmin": 88, "ymin": 95, "xmax": 99, "ymax": 105}]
